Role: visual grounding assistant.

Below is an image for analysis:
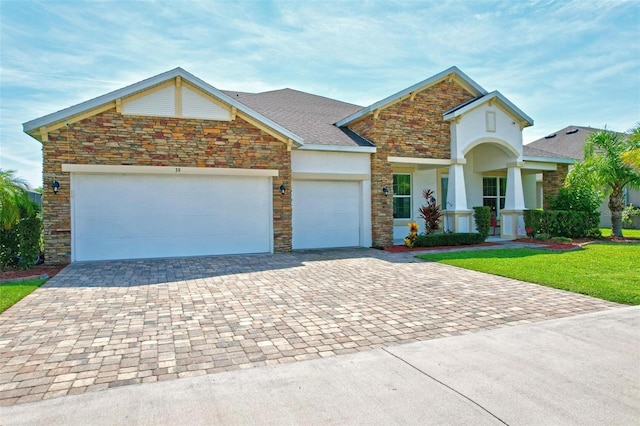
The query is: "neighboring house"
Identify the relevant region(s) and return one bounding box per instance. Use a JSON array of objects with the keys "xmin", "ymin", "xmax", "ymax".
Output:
[
  {"xmin": 27, "ymin": 190, "xmax": 42, "ymax": 211},
  {"xmin": 526, "ymin": 125, "xmax": 640, "ymax": 227},
  {"xmin": 23, "ymin": 67, "xmax": 572, "ymax": 263}
]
